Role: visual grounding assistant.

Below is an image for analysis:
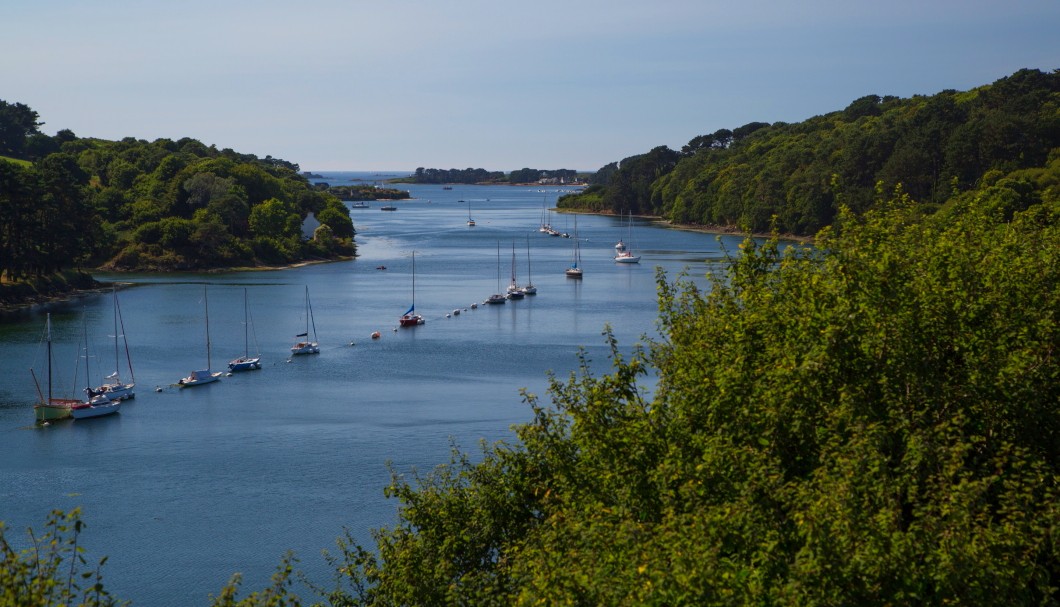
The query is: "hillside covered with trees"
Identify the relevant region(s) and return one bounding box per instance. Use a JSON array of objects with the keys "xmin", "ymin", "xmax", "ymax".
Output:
[
  {"xmin": 559, "ymin": 68, "xmax": 1060, "ymax": 236},
  {"xmin": 0, "ymin": 100, "xmax": 355, "ymax": 282}
]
